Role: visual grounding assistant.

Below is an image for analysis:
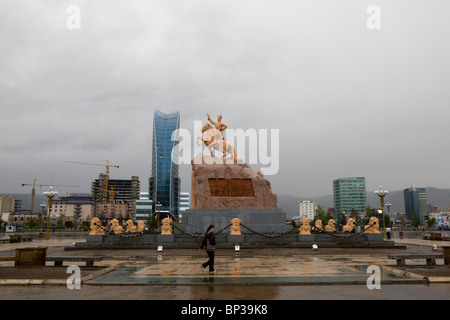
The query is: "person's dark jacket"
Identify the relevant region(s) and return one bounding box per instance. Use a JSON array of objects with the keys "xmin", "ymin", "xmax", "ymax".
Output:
[{"xmin": 201, "ymin": 231, "xmax": 216, "ymax": 251}]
